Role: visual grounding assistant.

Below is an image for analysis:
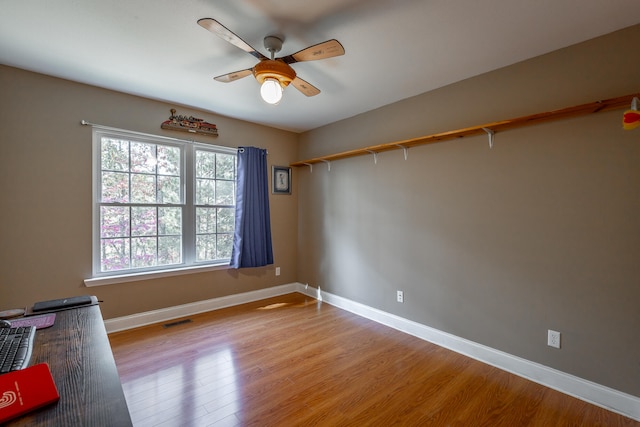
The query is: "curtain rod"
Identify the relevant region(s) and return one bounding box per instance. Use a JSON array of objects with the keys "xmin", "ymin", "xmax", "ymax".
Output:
[{"xmin": 80, "ymin": 120, "xmax": 237, "ymax": 153}]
